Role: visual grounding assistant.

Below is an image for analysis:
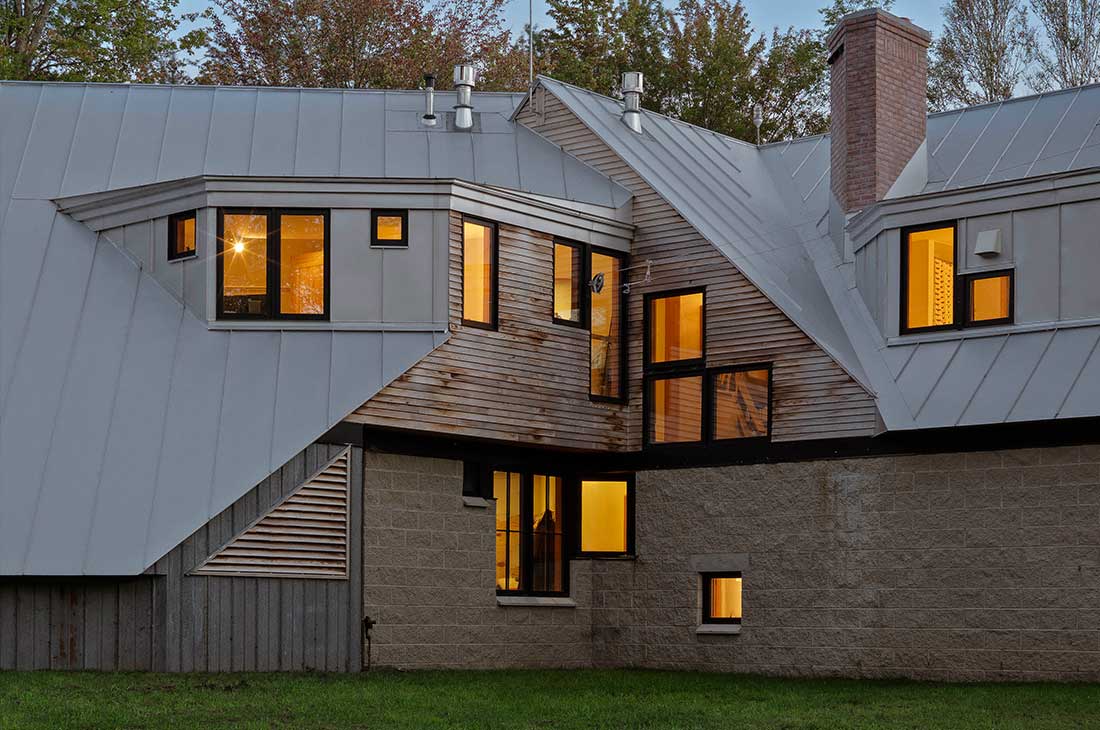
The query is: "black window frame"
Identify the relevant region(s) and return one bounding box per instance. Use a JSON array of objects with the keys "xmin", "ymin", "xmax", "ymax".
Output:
[
  {"xmin": 460, "ymin": 215, "xmax": 499, "ymax": 331},
  {"xmin": 644, "ymin": 370, "xmax": 706, "ymax": 447},
  {"xmin": 370, "ymin": 209, "xmax": 409, "ymax": 248},
  {"xmin": 643, "ymin": 287, "xmax": 706, "ymax": 372},
  {"xmin": 701, "ymin": 571, "xmax": 743, "ymax": 625},
  {"xmin": 551, "ymin": 238, "xmax": 587, "ymax": 328},
  {"xmin": 167, "ymin": 209, "xmax": 197, "ymax": 262},
  {"xmin": 573, "ymin": 473, "xmax": 636, "ymax": 559},
  {"xmin": 216, "ymin": 207, "xmax": 331, "ymax": 322},
  {"xmin": 963, "ymin": 268, "xmax": 1015, "ymax": 327},
  {"xmin": 899, "ymin": 221, "xmax": 1016, "ymax": 335},
  {"xmin": 709, "ymin": 364, "xmax": 773, "ymax": 444},
  {"xmin": 492, "ymin": 468, "xmax": 571, "ymax": 598},
  {"xmin": 588, "ymin": 245, "xmax": 629, "ymax": 404}
]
